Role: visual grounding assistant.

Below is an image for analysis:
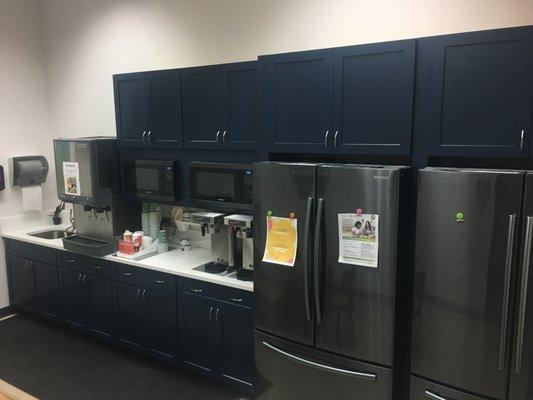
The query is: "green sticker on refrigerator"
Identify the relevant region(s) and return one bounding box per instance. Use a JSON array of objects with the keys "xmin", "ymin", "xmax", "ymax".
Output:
[{"xmin": 456, "ymin": 212, "xmax": 465, "ymax": 223}]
